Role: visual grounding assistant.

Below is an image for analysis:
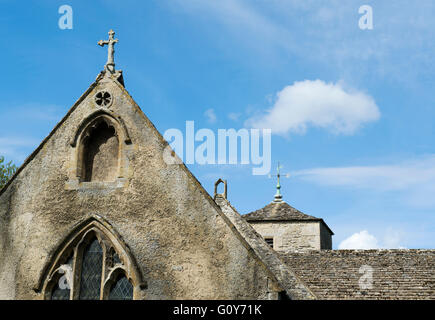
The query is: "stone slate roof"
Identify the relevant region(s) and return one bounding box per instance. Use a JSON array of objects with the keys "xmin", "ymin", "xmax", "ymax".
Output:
[
  {"xmin": 280, "ymin": 250, "xmax": 435, "ymax": 300},
  {"xmin": 243, "ymin": 201, "xmax": 333, "ymax": 234}
]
